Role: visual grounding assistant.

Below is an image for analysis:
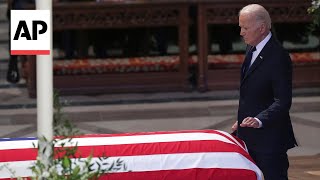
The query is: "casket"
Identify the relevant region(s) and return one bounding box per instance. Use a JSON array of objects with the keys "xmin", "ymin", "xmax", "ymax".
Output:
[{"xmin": 0, "ymin": 130, "xmax": 262, "ymax": 180}]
